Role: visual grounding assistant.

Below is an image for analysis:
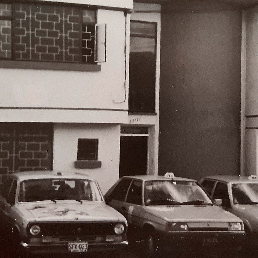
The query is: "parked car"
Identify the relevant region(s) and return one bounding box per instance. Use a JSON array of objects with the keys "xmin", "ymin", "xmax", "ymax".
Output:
[
  {"xmin": 0, "ymin": 170, "xmax": 128, "ymax": 258},
  {"xmin": 200, "ymin": 174, "xmax": 258, "ymax": 248},
  {"xmin": 104, "ymin": 173, "xmax": 245, "ymax": 257}
]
